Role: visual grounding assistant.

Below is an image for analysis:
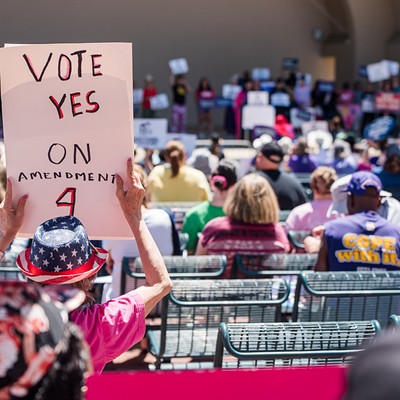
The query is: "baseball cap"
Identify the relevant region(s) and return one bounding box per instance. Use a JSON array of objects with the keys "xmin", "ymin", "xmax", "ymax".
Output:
[
  {"xmin": 327, "ymin": 172, "xmax": 391, "ymax": 217},
  {"xmin": 260, "ymin": 142, "xmax": 284, "ymax": 163}
]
